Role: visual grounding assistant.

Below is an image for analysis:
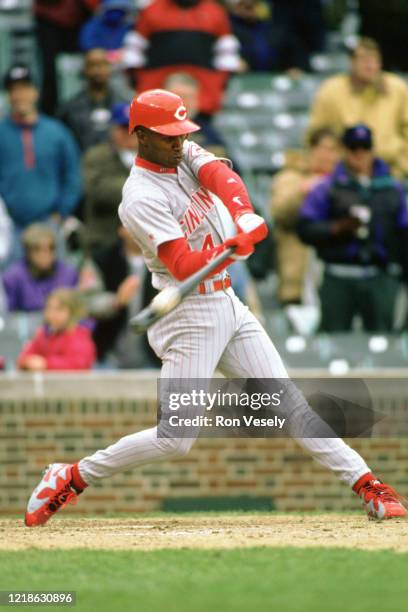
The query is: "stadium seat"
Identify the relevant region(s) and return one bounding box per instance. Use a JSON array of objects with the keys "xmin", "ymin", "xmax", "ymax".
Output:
[
  {"xmin": 56, "ymin": 54, "xmax": 84, "ymax": 103},
  {"xmin": 0, "ymin": 312, "xmax": 42, "ymax": 369},
  {"xmin": 224, "ymin": 74, "xmax": 325, "ymax": 112},
  {"xmin": 310, "ymin": 52, "xmax": 349, "ymax": 74}
]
